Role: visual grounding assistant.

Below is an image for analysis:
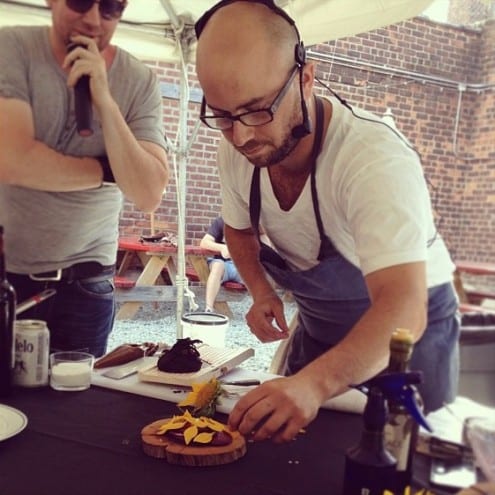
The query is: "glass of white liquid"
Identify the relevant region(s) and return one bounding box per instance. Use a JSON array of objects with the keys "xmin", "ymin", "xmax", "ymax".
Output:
[{"xmin": 50, "ymin": 351, "xmax": 95, "ymax": 391}]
